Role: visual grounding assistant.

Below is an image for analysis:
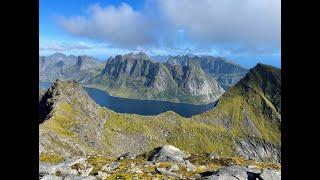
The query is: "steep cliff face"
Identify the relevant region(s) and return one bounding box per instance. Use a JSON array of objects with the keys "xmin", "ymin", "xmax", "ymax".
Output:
[
  {"xmin": 167, "ymin": 55, "xmax": 248, "ymax": 90},
  {"xmin": 166, "ymin": 59, "xmax": 224, "ymax": 102},
  {"xmin": 100, "ymin": 53, "xmax": 176, "ymax": 91},
  {"xmin": 95, "ymin": 53, "xmax": 224, "ymax": 104},
  {"xmin": 234, "ymin": 138, "xmax": 280, "ymax": 163}
]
